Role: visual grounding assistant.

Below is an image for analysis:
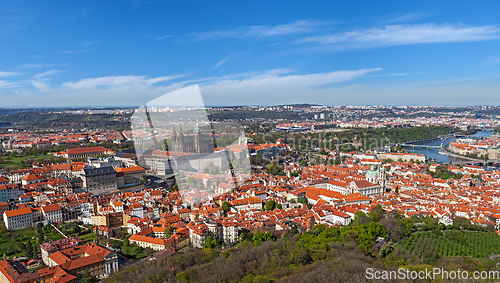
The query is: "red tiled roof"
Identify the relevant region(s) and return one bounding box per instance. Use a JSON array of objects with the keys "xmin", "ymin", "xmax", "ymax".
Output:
[
  {"xmin": 129, "ymin": 234, "xmax": 167, "ymax": 246},
  {"xmin": 64, "ymin": 146, "xmax": 111, "ymax": 155},
  {"xmin": 42, "ymin": 204, "xmax": 62, "ymax": 213},
  {"xmin": 22, "ymin": 173, "xmax": 42, "ymax": 181},
  {"xmin": 4, "ymin": 207, "xmax": 32, "ymax": 218}
]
